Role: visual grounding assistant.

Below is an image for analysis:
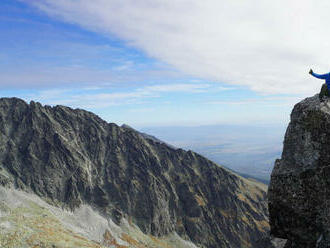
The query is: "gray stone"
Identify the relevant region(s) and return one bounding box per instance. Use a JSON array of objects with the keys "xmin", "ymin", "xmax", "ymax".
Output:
[{"xmin": 269, "ymin": 94, "xmax": 330, "ymax": 247}]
